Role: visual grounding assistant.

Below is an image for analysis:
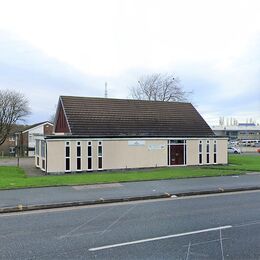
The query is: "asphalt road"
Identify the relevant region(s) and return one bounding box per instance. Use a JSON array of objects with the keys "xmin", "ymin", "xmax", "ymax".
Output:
[
  {"xmin": 1, "ymin": 174, "xmax": 260, "ymax": 208},
  {"xmin": 0, "ymin": 190, "xmax": 259, "ymax": 259}
]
